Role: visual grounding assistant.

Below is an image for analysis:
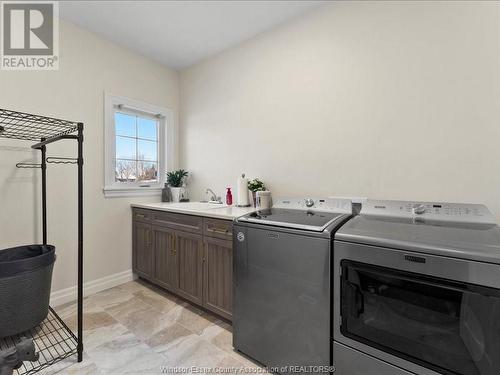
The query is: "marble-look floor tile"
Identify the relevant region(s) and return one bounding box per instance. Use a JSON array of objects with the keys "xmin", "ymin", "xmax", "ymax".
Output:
[
  {"xmin": 146, "ymin": 322, "xmax": 193, "ymax": 352},
  {"xmin": 118, "ymin": 305, "xmax": 178, "ymax": 340},
  {"xmin": 86, "ymin": 286, "xmax": 136, "ymax": 310},
  {"xmin": 229, "ymin": 350, "xmax": 263, "ymax": 370},
  {"xmin": 44, "ymin": 359, "xmax": 102, "ymax": 375},
  {"xmin": 160, "ymin": 333, "xmax": 228, "ymax": 368},
  {"xmin": 64, "ymin": 310, "xmax": 118, "ymax": 333},
  {"xmin": 118, "ymin": 280, "xmax": 151, "ymax": 294},
  {"xmin": 133, "ymin": 288, "xmax": 181, "ymax": 313},
  {"xmin": 104, "ymin": 295, "xmax": 151, "ymax": 323},
  {"xmin": 47, "ymin": 280, "xmax": 265, "ymax": 375},
  {"xmin": 167, "ymin": 304, "xmax": 221, "ymax": 335},
  {"xmin": 61, "ymin": 361, "xmax": 102, "ymax": 375},
  {"xmin": 83, "ymin": 322, "xmax": 130, "ymax": 351},
  {"xmin": 39, "ymin": 353, "xmax": 99, "ymax": 375},
  {"xmin": 215, "ymin": 355, "xmax": 248, "ymax": 374},
  {"xmin": 55, "ymin": 297, "xmax": 103, "ymax": 322},
  {"xmin": 87, "ymin": 332, "xmax": 166, "ymax": 374},
  {"xmin": 205, "ymin": 324, "xmax": 233, "ymax": 353},
  {"xmin": 53, "ymin": 301, "xmax": 77, "ymax": 319}
]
